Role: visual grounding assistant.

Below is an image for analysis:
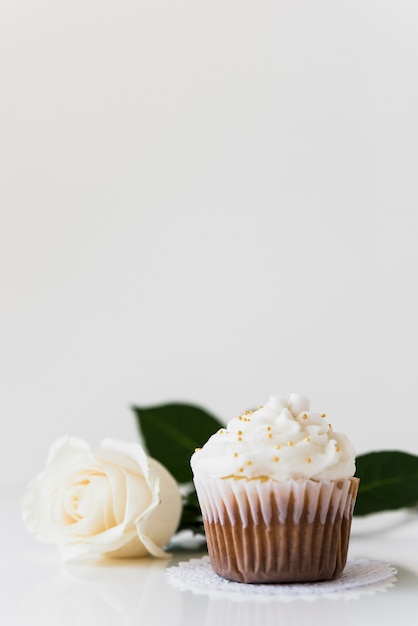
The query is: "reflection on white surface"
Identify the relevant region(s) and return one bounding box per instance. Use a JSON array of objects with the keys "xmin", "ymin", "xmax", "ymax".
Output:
[
  {"xmin": 14, "ymin": 548, "xmax": 418, "ymax": 626},
  {"xmin": 24, "ymin": 554, "xmax": 397, "ymax": 626},
  {"xmin": 205, "ymin": 595, "xmax": 347, "ymax": 626},
  {"xmin": 25, "ymin": 558, "xmax": 182, "ymax": 626}
]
